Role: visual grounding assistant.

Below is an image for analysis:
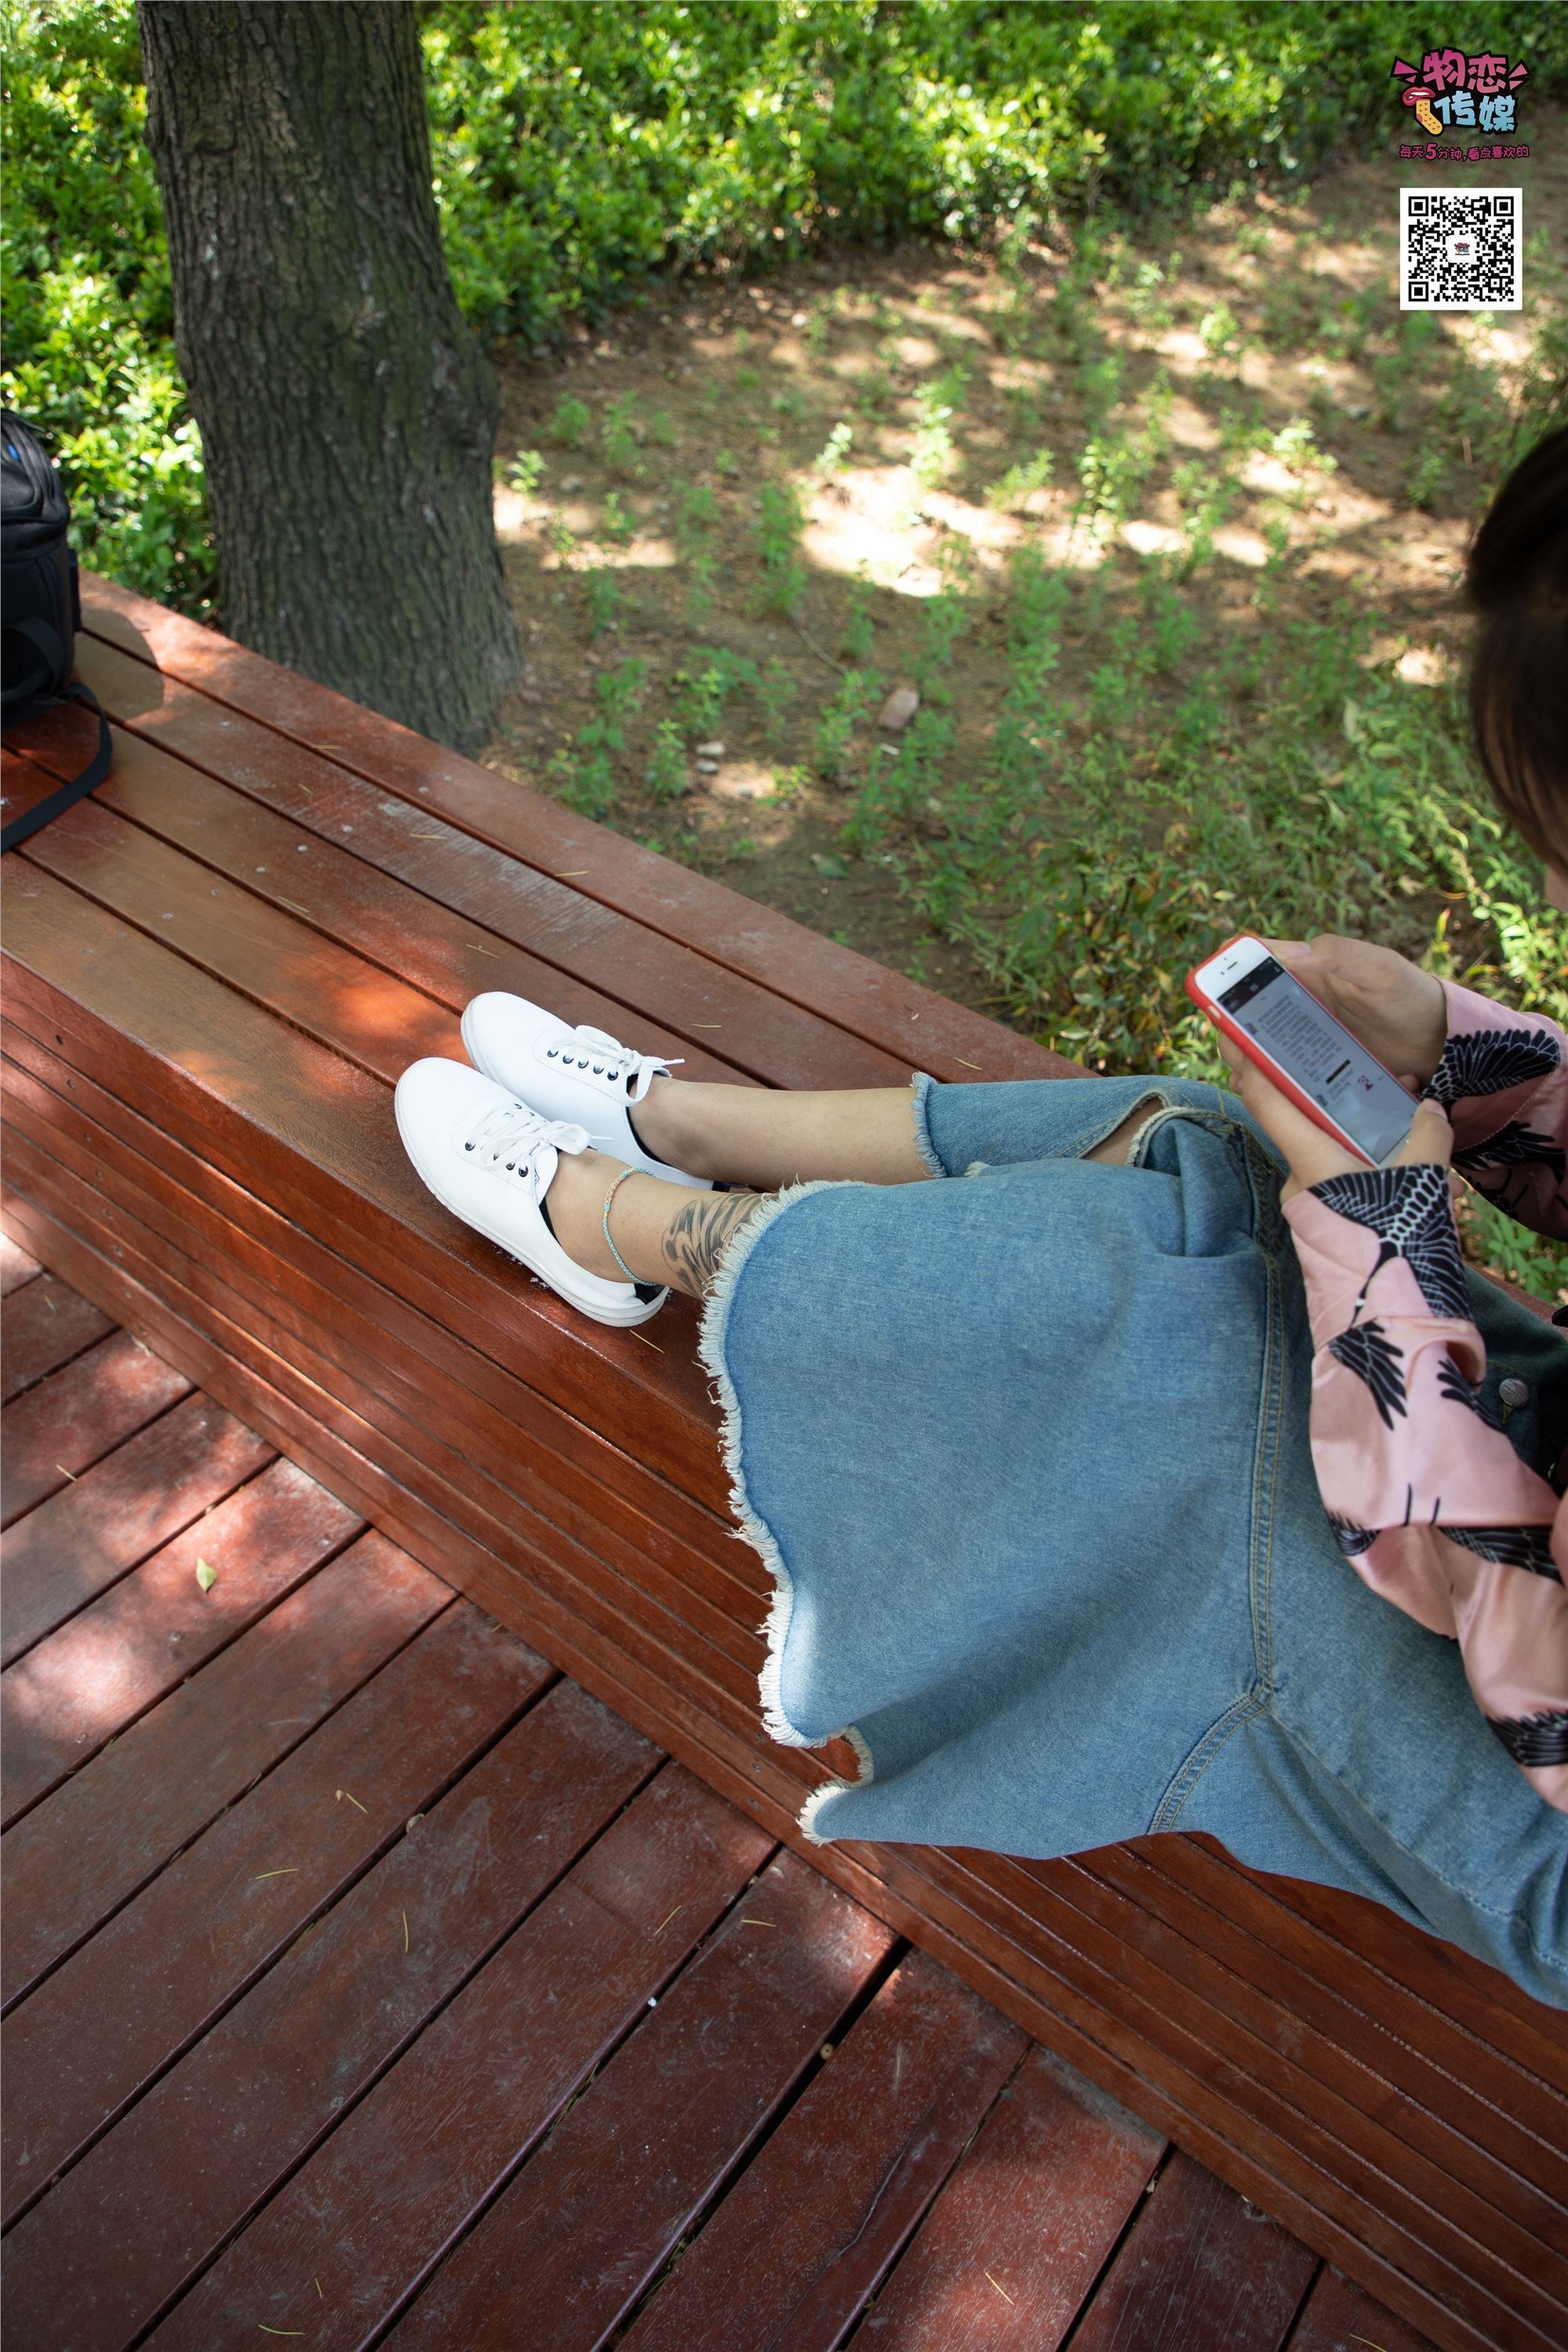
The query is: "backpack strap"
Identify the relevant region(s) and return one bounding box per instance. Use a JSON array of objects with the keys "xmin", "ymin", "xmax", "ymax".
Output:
[
  {"xmin": 2, "ymin": 683, "xmax": 113, "ymax": 852},
  {"xmin": 2, "ymin": 614, "xmax": 71, "ymax": 712}
]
